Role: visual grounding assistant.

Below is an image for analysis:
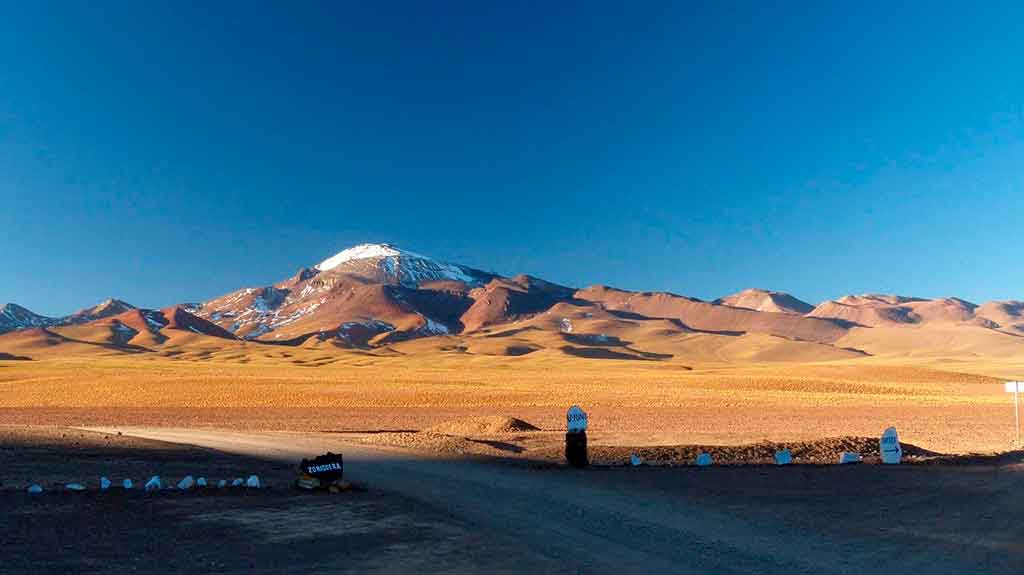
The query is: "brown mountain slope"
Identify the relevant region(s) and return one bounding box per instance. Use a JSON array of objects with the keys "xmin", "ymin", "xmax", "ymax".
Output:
[
  {"xmin": 447, "ymin": 300, "xmax": 863, "ymax": 363},
  {"xmin": 836, "ymin": 324, "xmax": 1024, "ymax": 358},
  {"xmin": 807, "ymin": 300, "xmax": 917, "ymax": 327},
  {"xmin": 188, "ymin": 245, "xmax": 495, "ymax": 345},
  {"xmin": 808, "ymin": 295, "xmax": 978, "ymax": 327},
  {"xmin": 975, "ymin": 301, "xmax": 1024, "ymax": 335},
  {"xmin": 715, "ymin": 288, "xmax": 814, "ymax": 315},
  {"xmin": 257, "ymin": 283, "xmax": 452, "ymax": 346},
  {"xmin": 460, "ymin": 275, "xmax": 576, "ymax": 333},
  {"xmin": 4, "ymin": 243, "xmax": 1023, "ymax": 364},
  {"xmin": 65, "ymin": 298, "xmax": 136, "ymax": 324},
  {"xmin": 159, "ymin": 306, "xmax": 239, "ymax": 339},
  {"xmin": 0, "ymin": 326, "xmax": 150, "ymax": 356},
  {"xmin": 576, "ymin": 286, "xmax": 850, "ymax": 344},
  {"xmin": 72, "ymin": 307, "xmax": 240, "ymax": 347}
]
